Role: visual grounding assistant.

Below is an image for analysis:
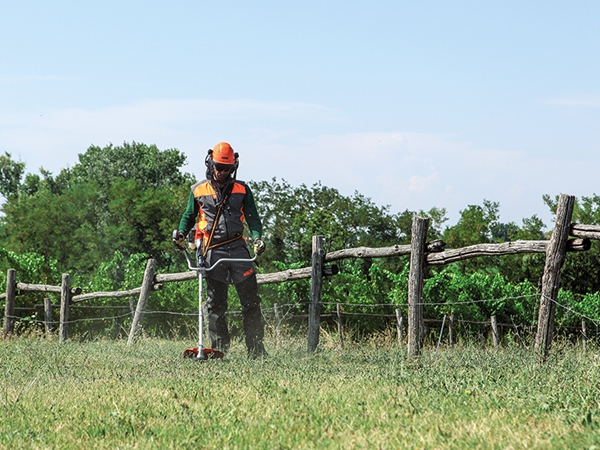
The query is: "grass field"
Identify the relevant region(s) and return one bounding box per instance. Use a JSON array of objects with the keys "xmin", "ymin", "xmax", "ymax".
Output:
[{"xmin": 1, "ymin": 333, "xmax": 599, "ymax": 449}]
